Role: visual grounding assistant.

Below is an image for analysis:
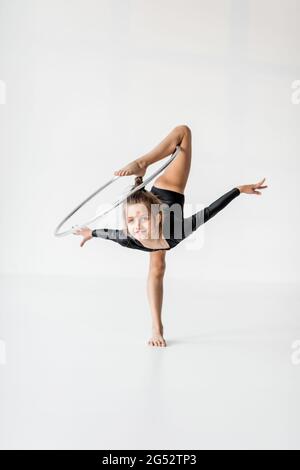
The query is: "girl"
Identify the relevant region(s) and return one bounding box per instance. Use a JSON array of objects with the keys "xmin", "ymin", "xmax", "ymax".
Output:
[{"xmin": 73, "ymin": 125, "xmax": 268, "ymax": 347}]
